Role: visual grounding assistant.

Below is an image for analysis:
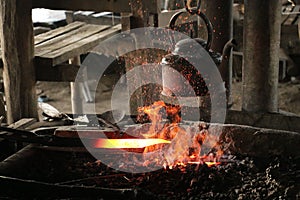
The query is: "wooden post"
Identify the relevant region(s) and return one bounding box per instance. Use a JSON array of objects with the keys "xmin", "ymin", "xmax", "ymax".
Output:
[
  {"xmin": 242, "ymin": 0, "xmax": 281, "ymax": 113},
  {"xmin": 0, "ymin": 0, "xmax": 38, "ymax": 123}
]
